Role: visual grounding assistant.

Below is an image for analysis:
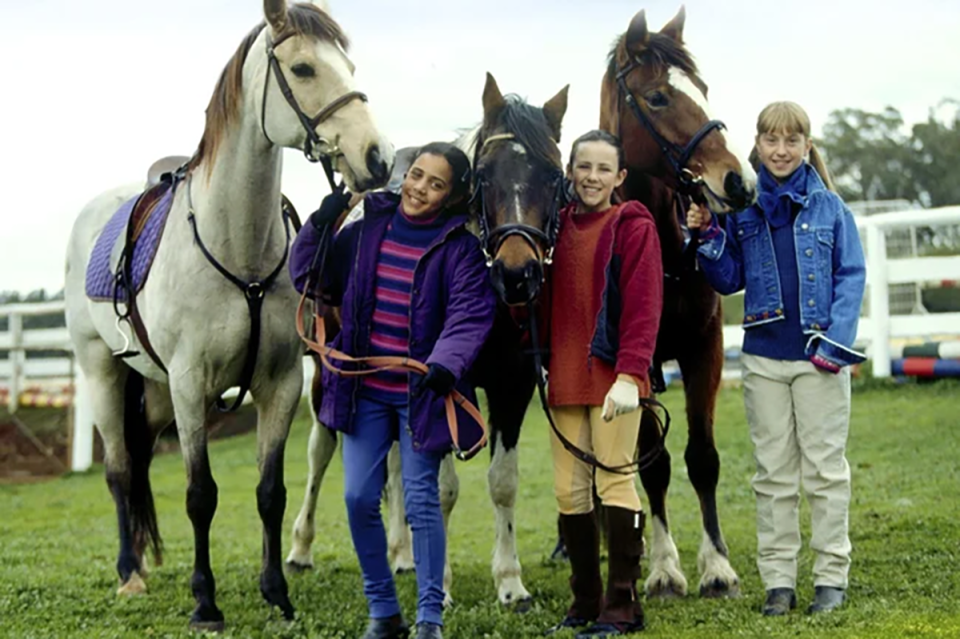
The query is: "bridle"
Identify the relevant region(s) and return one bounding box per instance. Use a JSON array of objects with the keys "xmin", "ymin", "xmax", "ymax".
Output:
[
  {"xmin": 260, "ymin": 29, "xmax": 367, "ymax": 190},
  {"xmin": 615, "ymin": 57, "xmax": 734, "ymax": 206},
  {"xmin": 471, "ymin": 133, "xmax": 568, "ymax": 268}
]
